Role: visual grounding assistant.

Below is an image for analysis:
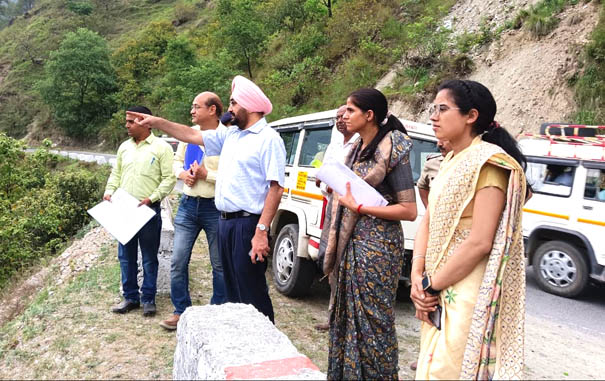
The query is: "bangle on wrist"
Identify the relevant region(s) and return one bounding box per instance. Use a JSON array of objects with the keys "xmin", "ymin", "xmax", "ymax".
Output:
[
  {"xmin": 356, "ymin": 204, "xmax": 363, "ymax": 214},
  {"xmin": 412, "ymin": 255, "xmax": 425, "ymax": 263}
]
